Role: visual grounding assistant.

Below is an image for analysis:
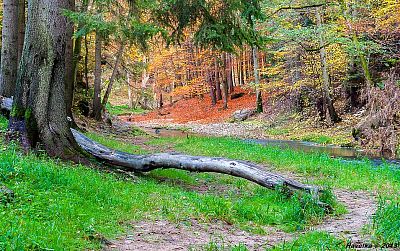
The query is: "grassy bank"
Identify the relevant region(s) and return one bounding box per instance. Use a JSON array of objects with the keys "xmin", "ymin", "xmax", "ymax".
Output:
[
  {"xmin": 0, "ymin": 116, "xmax": 339, "ymax": 250},
  {"xmin": 257, "ymin": 113, "xmax": 356, "ymax": 147},
  {"xmin": 106, "ymin": 103, "xmax": 147, "ymax": 116}
]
